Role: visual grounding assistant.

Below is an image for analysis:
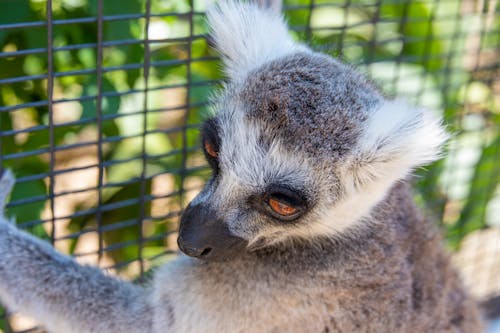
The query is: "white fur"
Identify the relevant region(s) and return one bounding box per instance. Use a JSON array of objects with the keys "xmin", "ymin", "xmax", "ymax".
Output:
[
  {"xmin": 212, "ymin": 97, "xmax": 311, "ymax": 199},
  {"xmin": 207, "ymin": 1, "xmax": 308, "ymax": 82},
  {"xmin": 355, "ymin": 99, "xmax": 448, "ymax": 185},
  {"xmin": 220, "ymin": 118, "xmax": 308, "ymax": 191}
]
